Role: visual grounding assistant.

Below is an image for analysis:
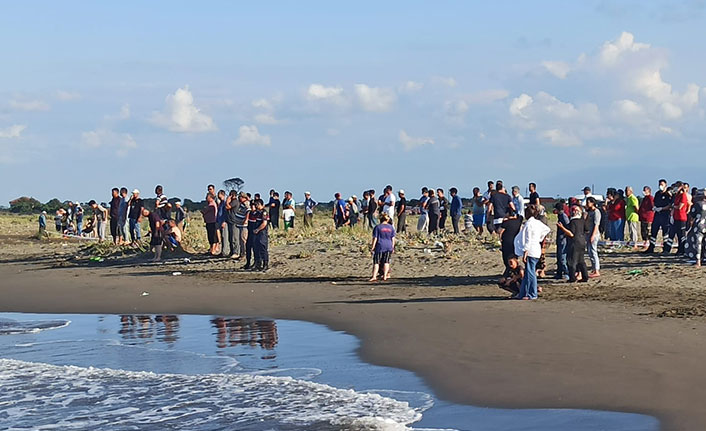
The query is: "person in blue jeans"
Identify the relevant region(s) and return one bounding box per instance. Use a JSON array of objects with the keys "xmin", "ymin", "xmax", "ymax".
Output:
[
  {"xmin": 553, "ymin": 202, "xmax": 570, "ymax": 280},
  {"xmin": 514, "ymin": 205, "xmax": 551, "ymax": 299}
]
